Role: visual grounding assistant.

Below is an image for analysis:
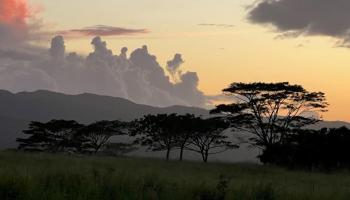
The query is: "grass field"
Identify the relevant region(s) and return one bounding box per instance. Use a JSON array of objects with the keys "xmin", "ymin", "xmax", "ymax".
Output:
[{"xmin": 0, "ymin": 152, "xmax": 350, "ymax": 200}]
